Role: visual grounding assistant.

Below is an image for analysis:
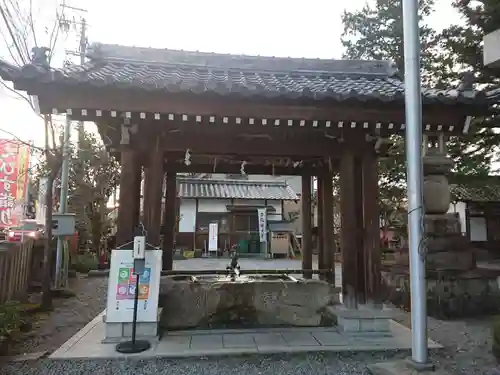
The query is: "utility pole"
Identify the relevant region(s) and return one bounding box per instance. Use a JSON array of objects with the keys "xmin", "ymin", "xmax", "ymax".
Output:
[
  {"xmin": 54, "ymin": 4, "xmax": 88, "ymax": 288},
  {"xmin": 402, "ymin": 0, "xmax": 431, "ymax": 369}
]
